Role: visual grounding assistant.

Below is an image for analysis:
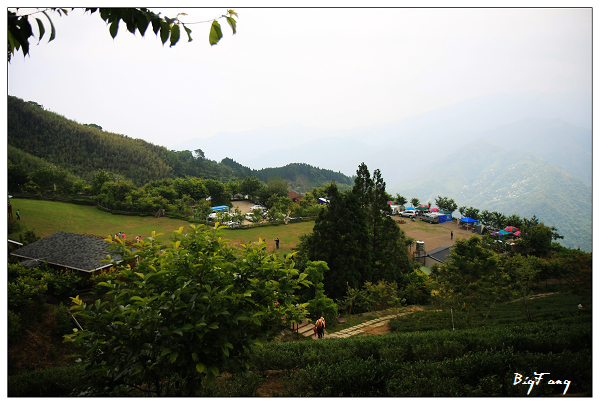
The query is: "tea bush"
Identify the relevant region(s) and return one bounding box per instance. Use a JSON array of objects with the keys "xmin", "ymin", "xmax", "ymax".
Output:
[
  {"xmin": 53, "ymin": 303, "xmax": 73, "ymax": 336},
  {"xmin": 8, "ymin": 364, "xmax": 85, "ymax": 397},
  {"xmin": 8, "ymin": 310, "xmax": 22, "ymax": 345},
  {"xmin": 386, "ymin": 348, "xmax": 592, "ymax": 396}
]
